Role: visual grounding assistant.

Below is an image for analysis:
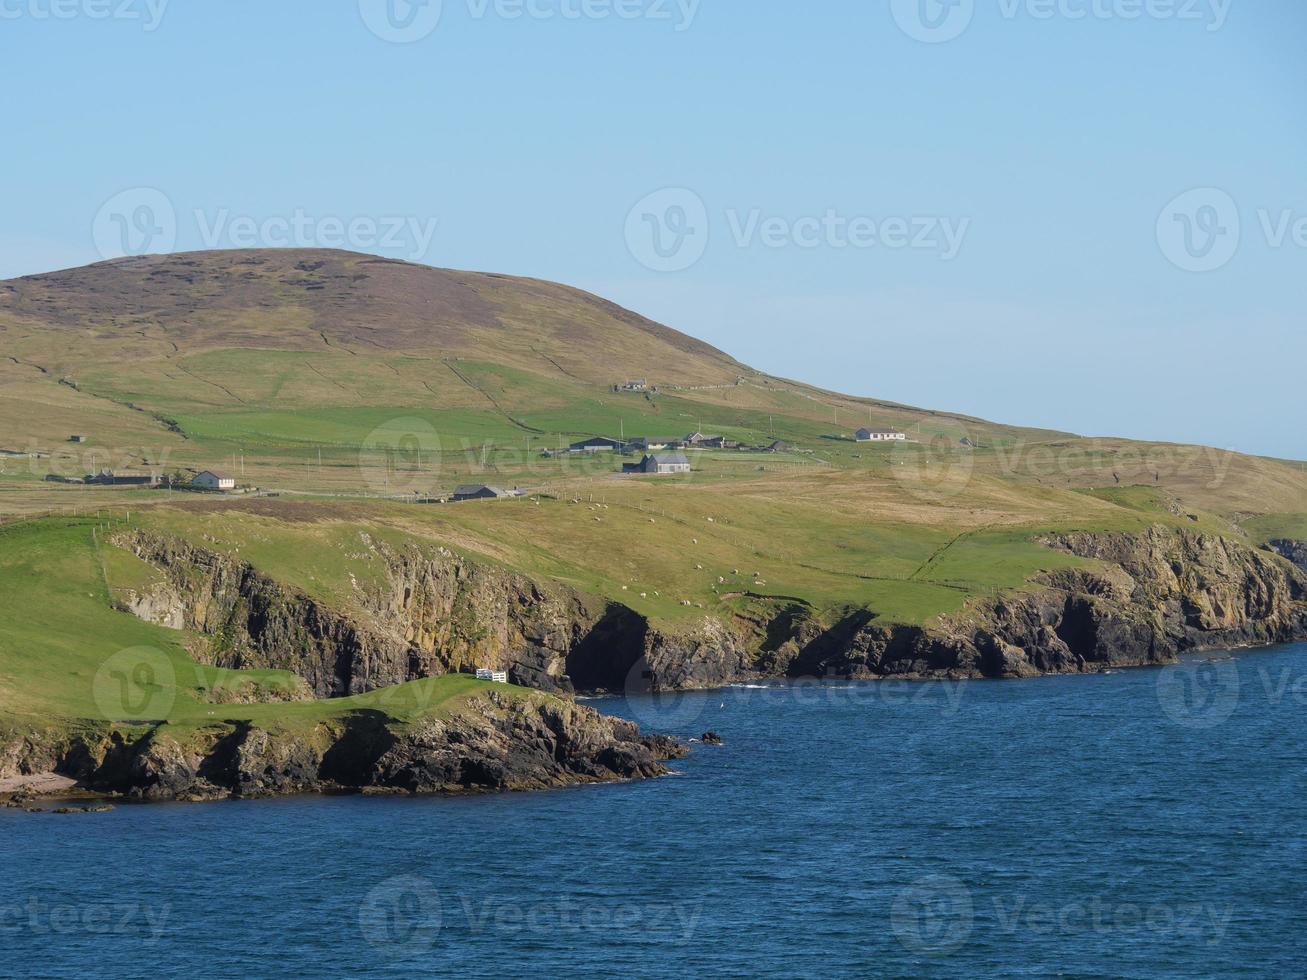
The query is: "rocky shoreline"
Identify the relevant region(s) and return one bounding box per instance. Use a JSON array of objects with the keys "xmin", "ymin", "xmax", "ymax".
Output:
[{"xmin": 0, "ymin": 693, "xmax": 686, "ymax": 805}]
